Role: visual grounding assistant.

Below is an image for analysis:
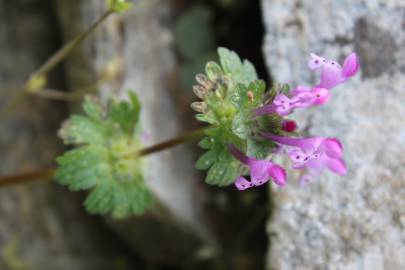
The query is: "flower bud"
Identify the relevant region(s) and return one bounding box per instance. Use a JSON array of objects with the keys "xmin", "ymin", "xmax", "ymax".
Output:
[
  {"xmin": 195, "ymin": 74, "xmax": 213, "ymax": 89},
  {"xmin": 193, "ymin": 85, "xmax": 209, "ymax": 99},
  {"xmin": 205, "ymin": 61, "xmax": 223, "ymax": 81},
  {"xmin": 281, "ymin": 120, "xmax": 298, "ymax": 132},
  {"xmin": 190, "ymin": 101, "xmax": 207, "ymax": 113}
]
